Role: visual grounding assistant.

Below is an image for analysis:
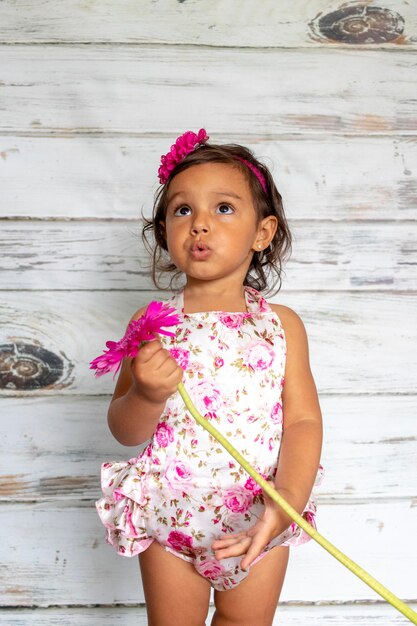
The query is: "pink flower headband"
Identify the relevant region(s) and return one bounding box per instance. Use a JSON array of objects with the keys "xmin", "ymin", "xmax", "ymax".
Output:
[{"xmin": 158, "ymin": 128, "xmax": 268, "ymax": 194}]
